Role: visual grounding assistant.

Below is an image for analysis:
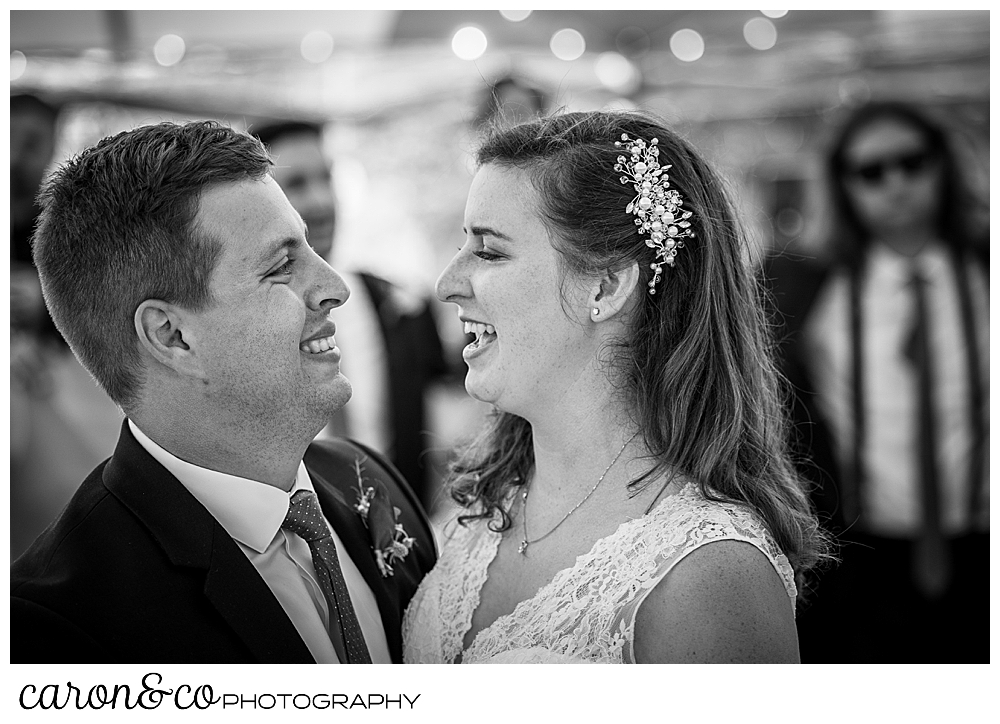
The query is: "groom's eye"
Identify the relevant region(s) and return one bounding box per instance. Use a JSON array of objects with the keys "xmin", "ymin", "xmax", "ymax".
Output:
[{"xmin": 267, "ymin": 258, "xmax": 295, "ymax": 279}]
